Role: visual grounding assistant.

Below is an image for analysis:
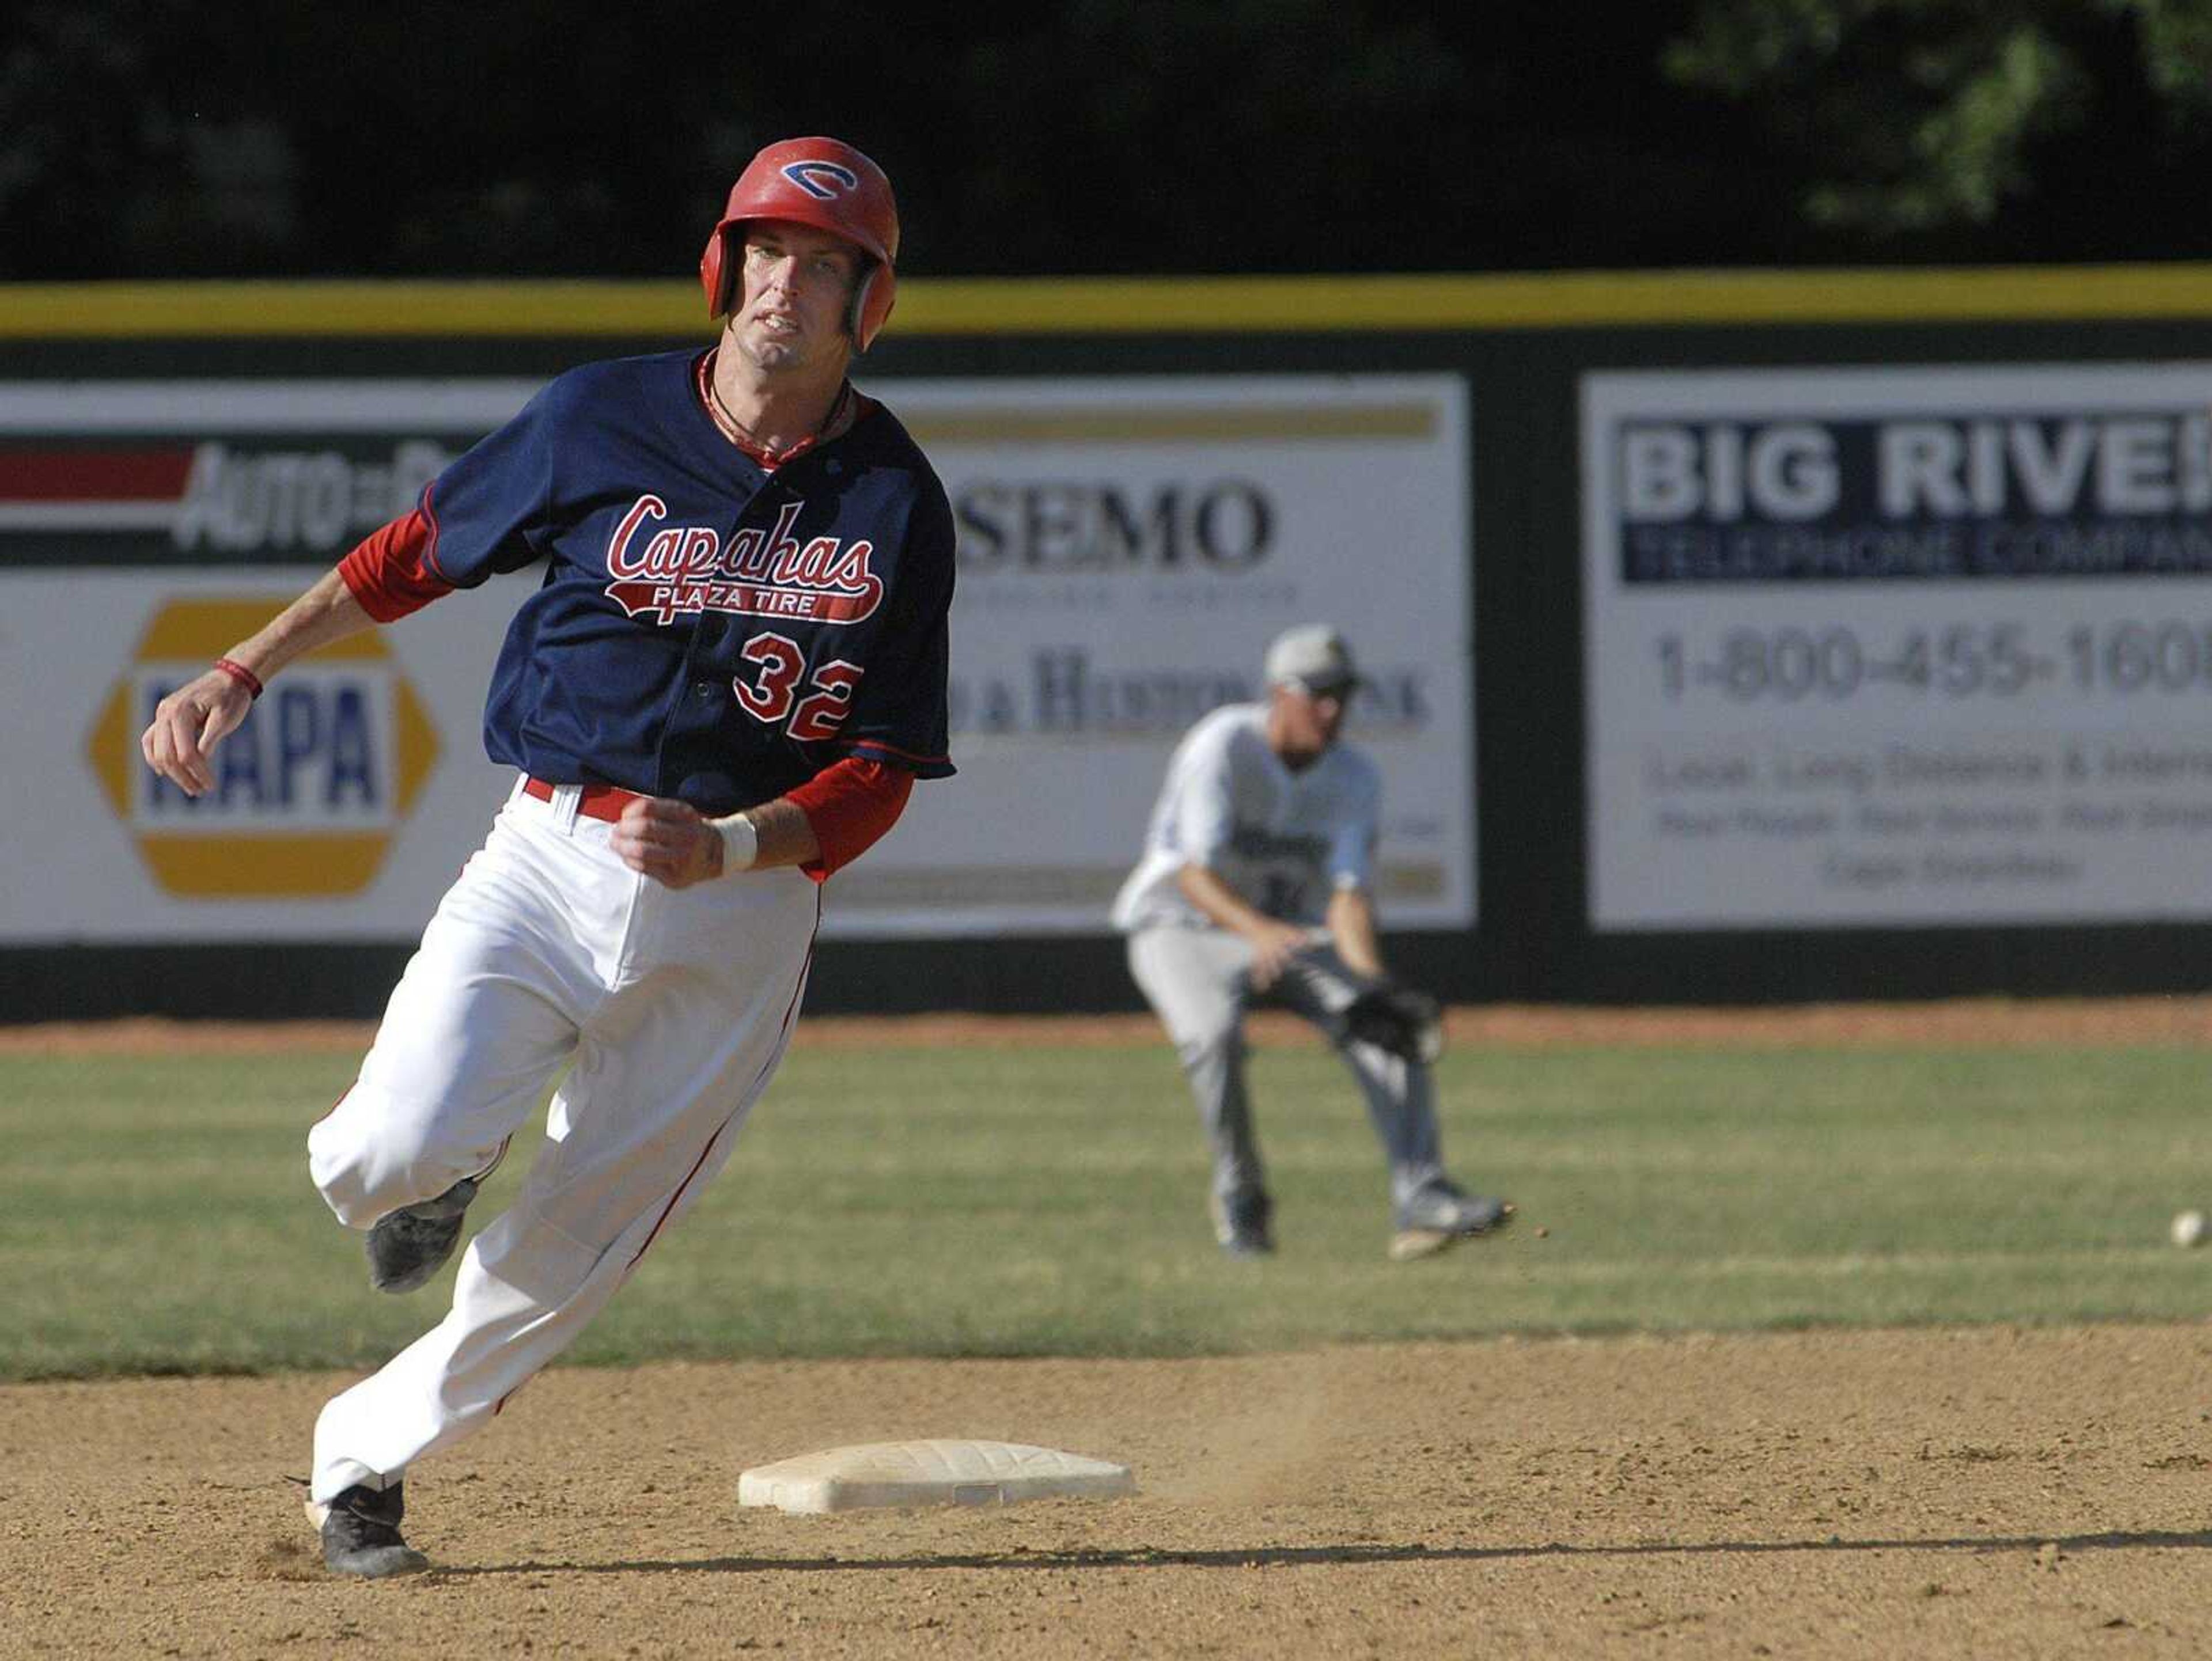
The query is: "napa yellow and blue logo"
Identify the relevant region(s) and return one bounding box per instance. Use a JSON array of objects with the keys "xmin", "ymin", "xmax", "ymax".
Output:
[{"xmin": 85, "ymin": 597, "xmax": 441, "ymax": 896}]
